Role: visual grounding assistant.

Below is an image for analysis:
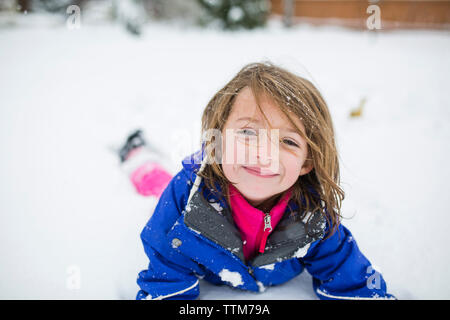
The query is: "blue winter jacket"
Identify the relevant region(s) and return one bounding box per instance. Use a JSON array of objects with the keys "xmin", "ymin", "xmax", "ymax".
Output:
[{"xmin": 136, "ymin": 151, "xmax": 394, "ymax": 300}]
